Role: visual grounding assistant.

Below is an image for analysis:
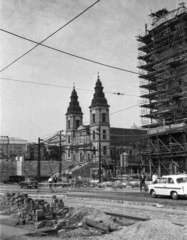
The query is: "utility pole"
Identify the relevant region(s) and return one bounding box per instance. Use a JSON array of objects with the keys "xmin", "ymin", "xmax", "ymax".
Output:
[
  {"xmin": 98, "ymin": 126, "xmax": 101, "ymax": 183},
  {"xmin": 59, "ymin": 130, "xmax": 63, "ymax": 174},
  {"xmin": 37, "ymin": 137, "xmax": 41, "ymax": 180}
]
